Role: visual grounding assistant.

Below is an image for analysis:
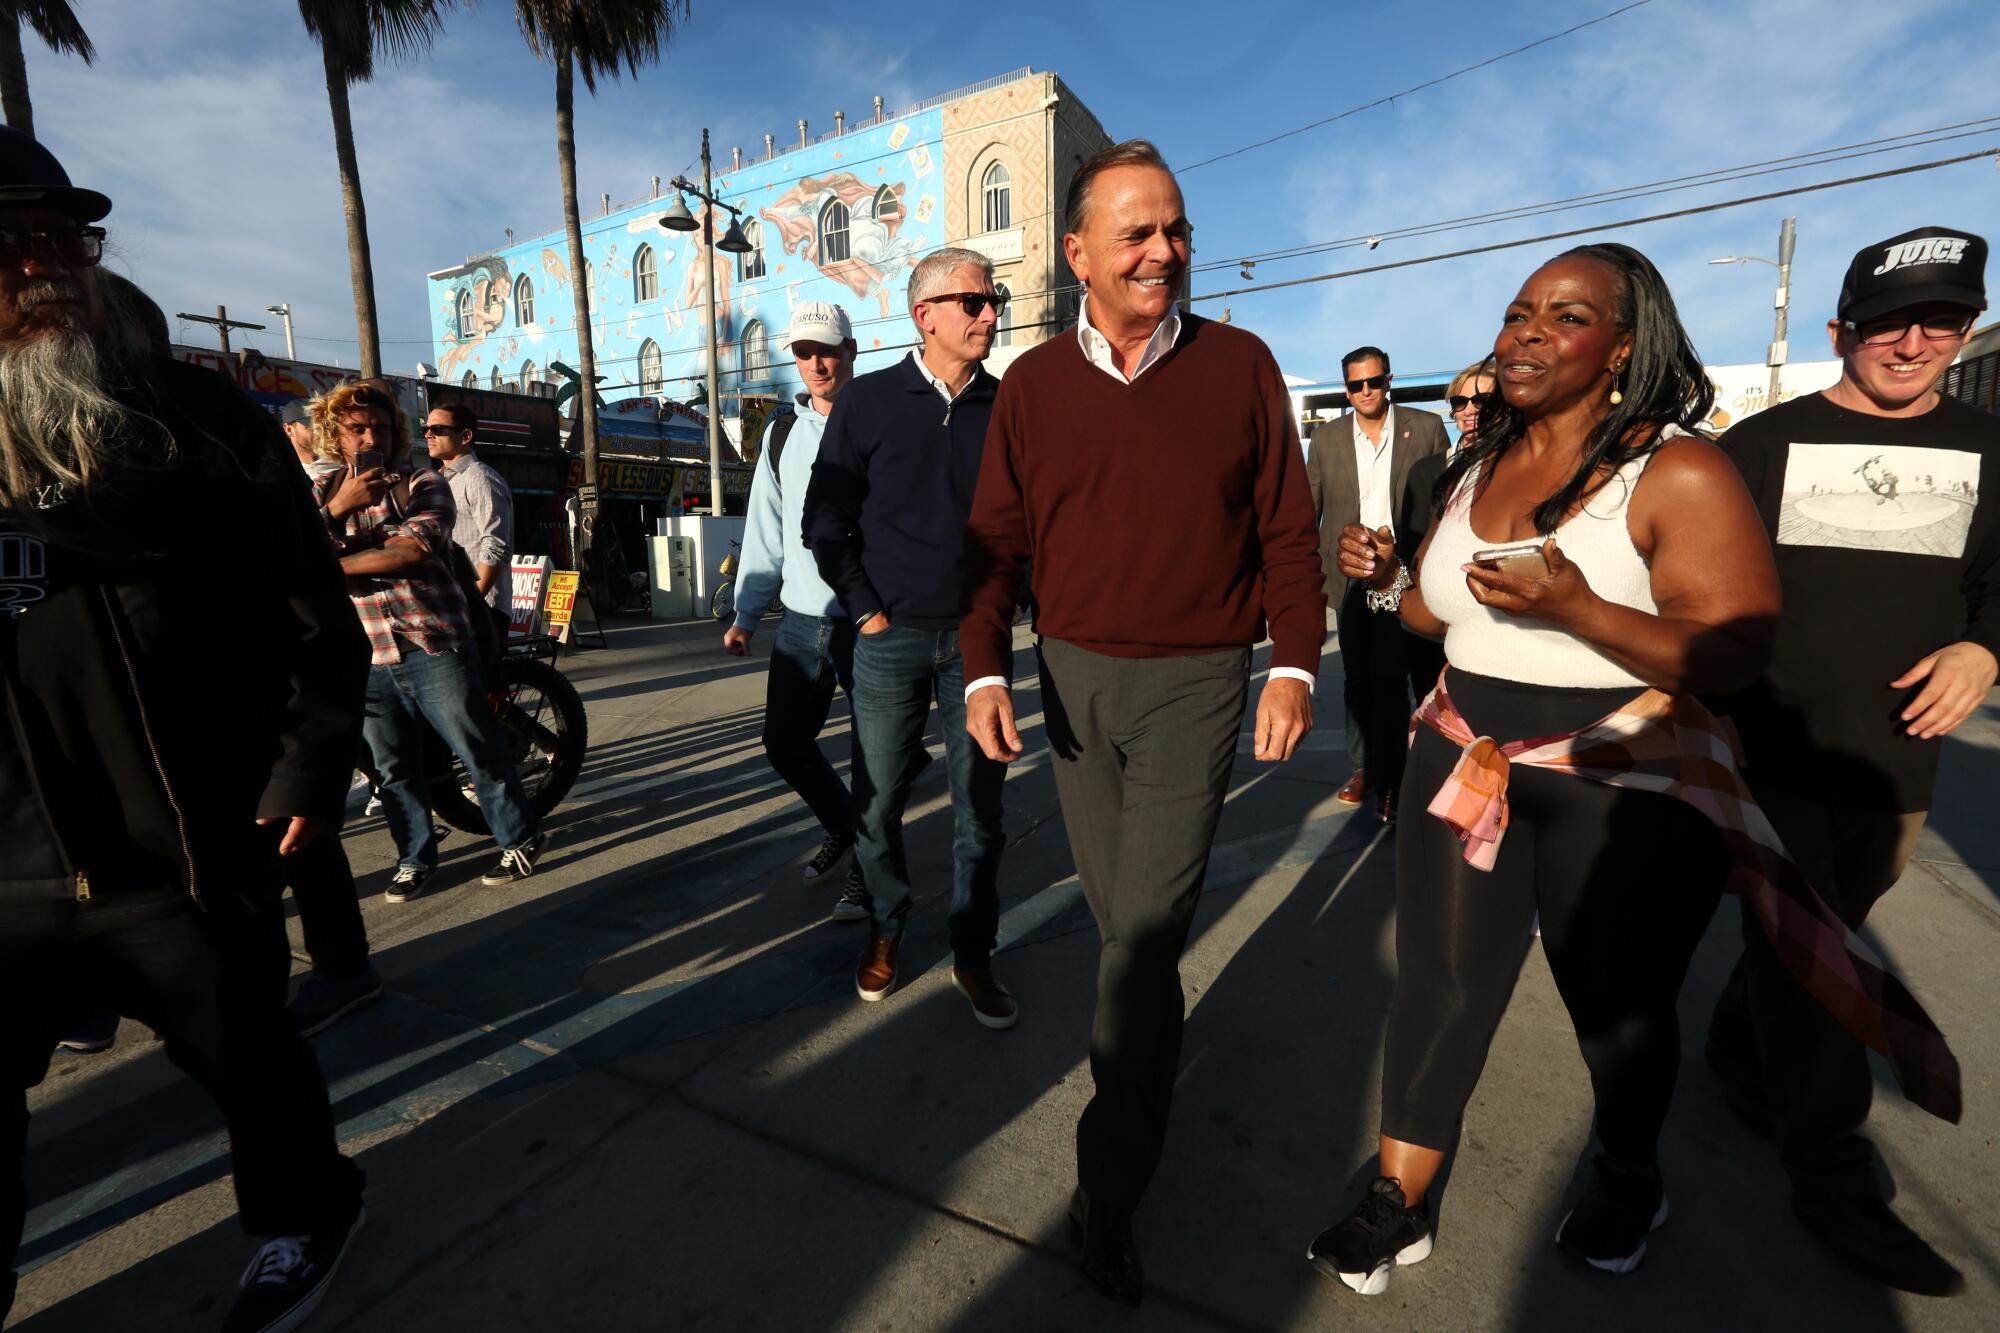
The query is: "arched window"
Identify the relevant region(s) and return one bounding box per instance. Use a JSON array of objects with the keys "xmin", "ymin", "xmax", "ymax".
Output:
[
  {"xmin": 585, "ymin": 260, "xmax": 597, "ymax": 312},
  {"xmin": 638, "ymin": 339, "xmax": 663, "ymax": 395},
  {"xmin": 737, "ymin": 219, "xmax": 766, "ymax": 282},
  {"xmin": 818, "ymin": 199, "xmax": 850, "ymax": 264},
  {"xmin": 521, "ymin": 359, "xmax": 538, "ymax": 389},
  {"xmin": 873, "ymin": 184, "xmax": 902, "ymax": 223},
  {"xmin": 633, "ymin": 244, "xmax": 658, "ymax": 303},
  {"xmin": 981, "ymin": 162, "xmax": 1012, "ymax": 233},
  {"xmin": 490, "ymin": 366, "xmax": 505, "ymax": 392},
  {"xmin": 514, "ymin": 274, "xmax": 535, "ymax": 327},
  {"xmin": 461, "ymin": 370, "xmax": 477, "ymax": 388},
  {"xmin": 741, "ymin": 319, "xmax": 770, "ymax": 383},
  {"xmin": 993, "ymin": 282, "xmax": 1013, "ymax": 349},
  {"xmin": 456, "ymin": 289, "xmax": 474, "ymax": 339}
]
